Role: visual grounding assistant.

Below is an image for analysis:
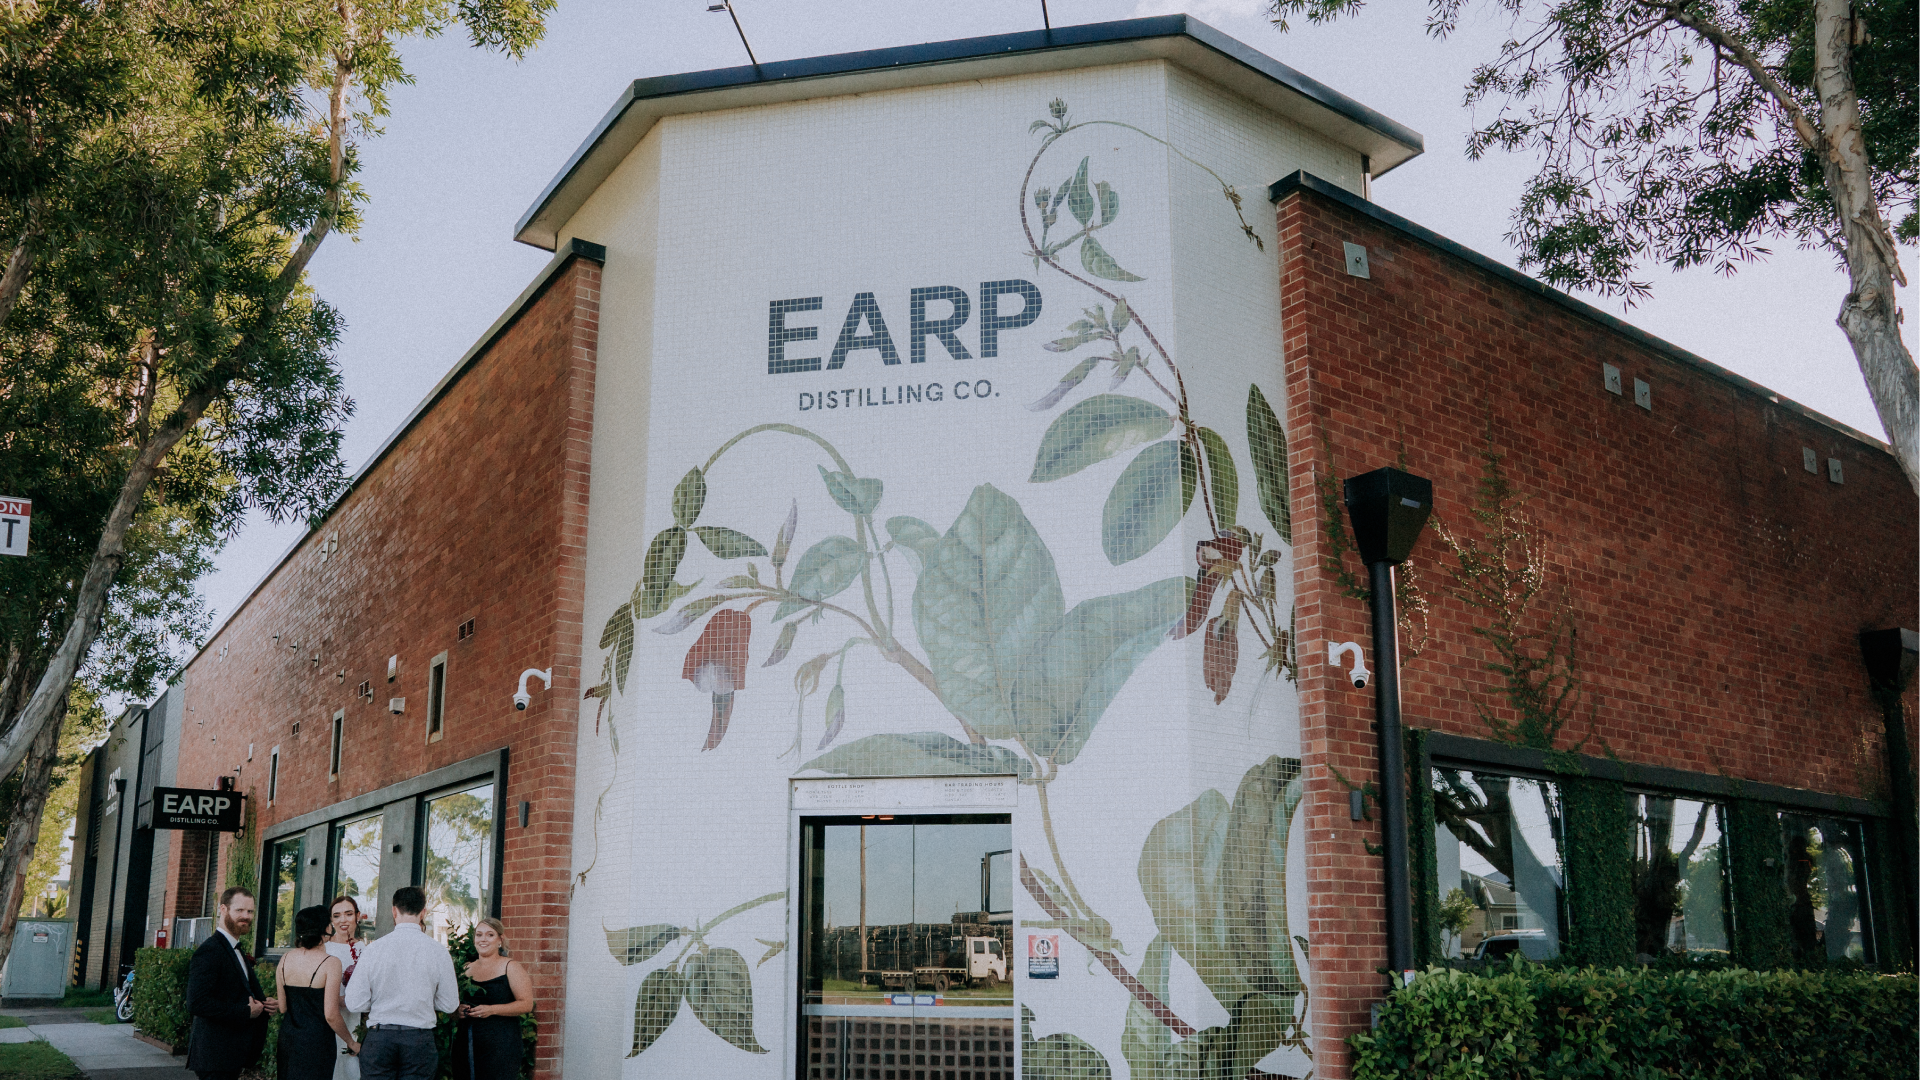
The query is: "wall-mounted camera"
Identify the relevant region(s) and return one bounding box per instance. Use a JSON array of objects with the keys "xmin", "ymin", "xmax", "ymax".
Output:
[
  {"xmin": 1328, "ymin": 641, "xmax": 1370, "ymax": 689},
  {"xmin": 514, "ymin": 667, "xmax": 552, "ymax": 711}
]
